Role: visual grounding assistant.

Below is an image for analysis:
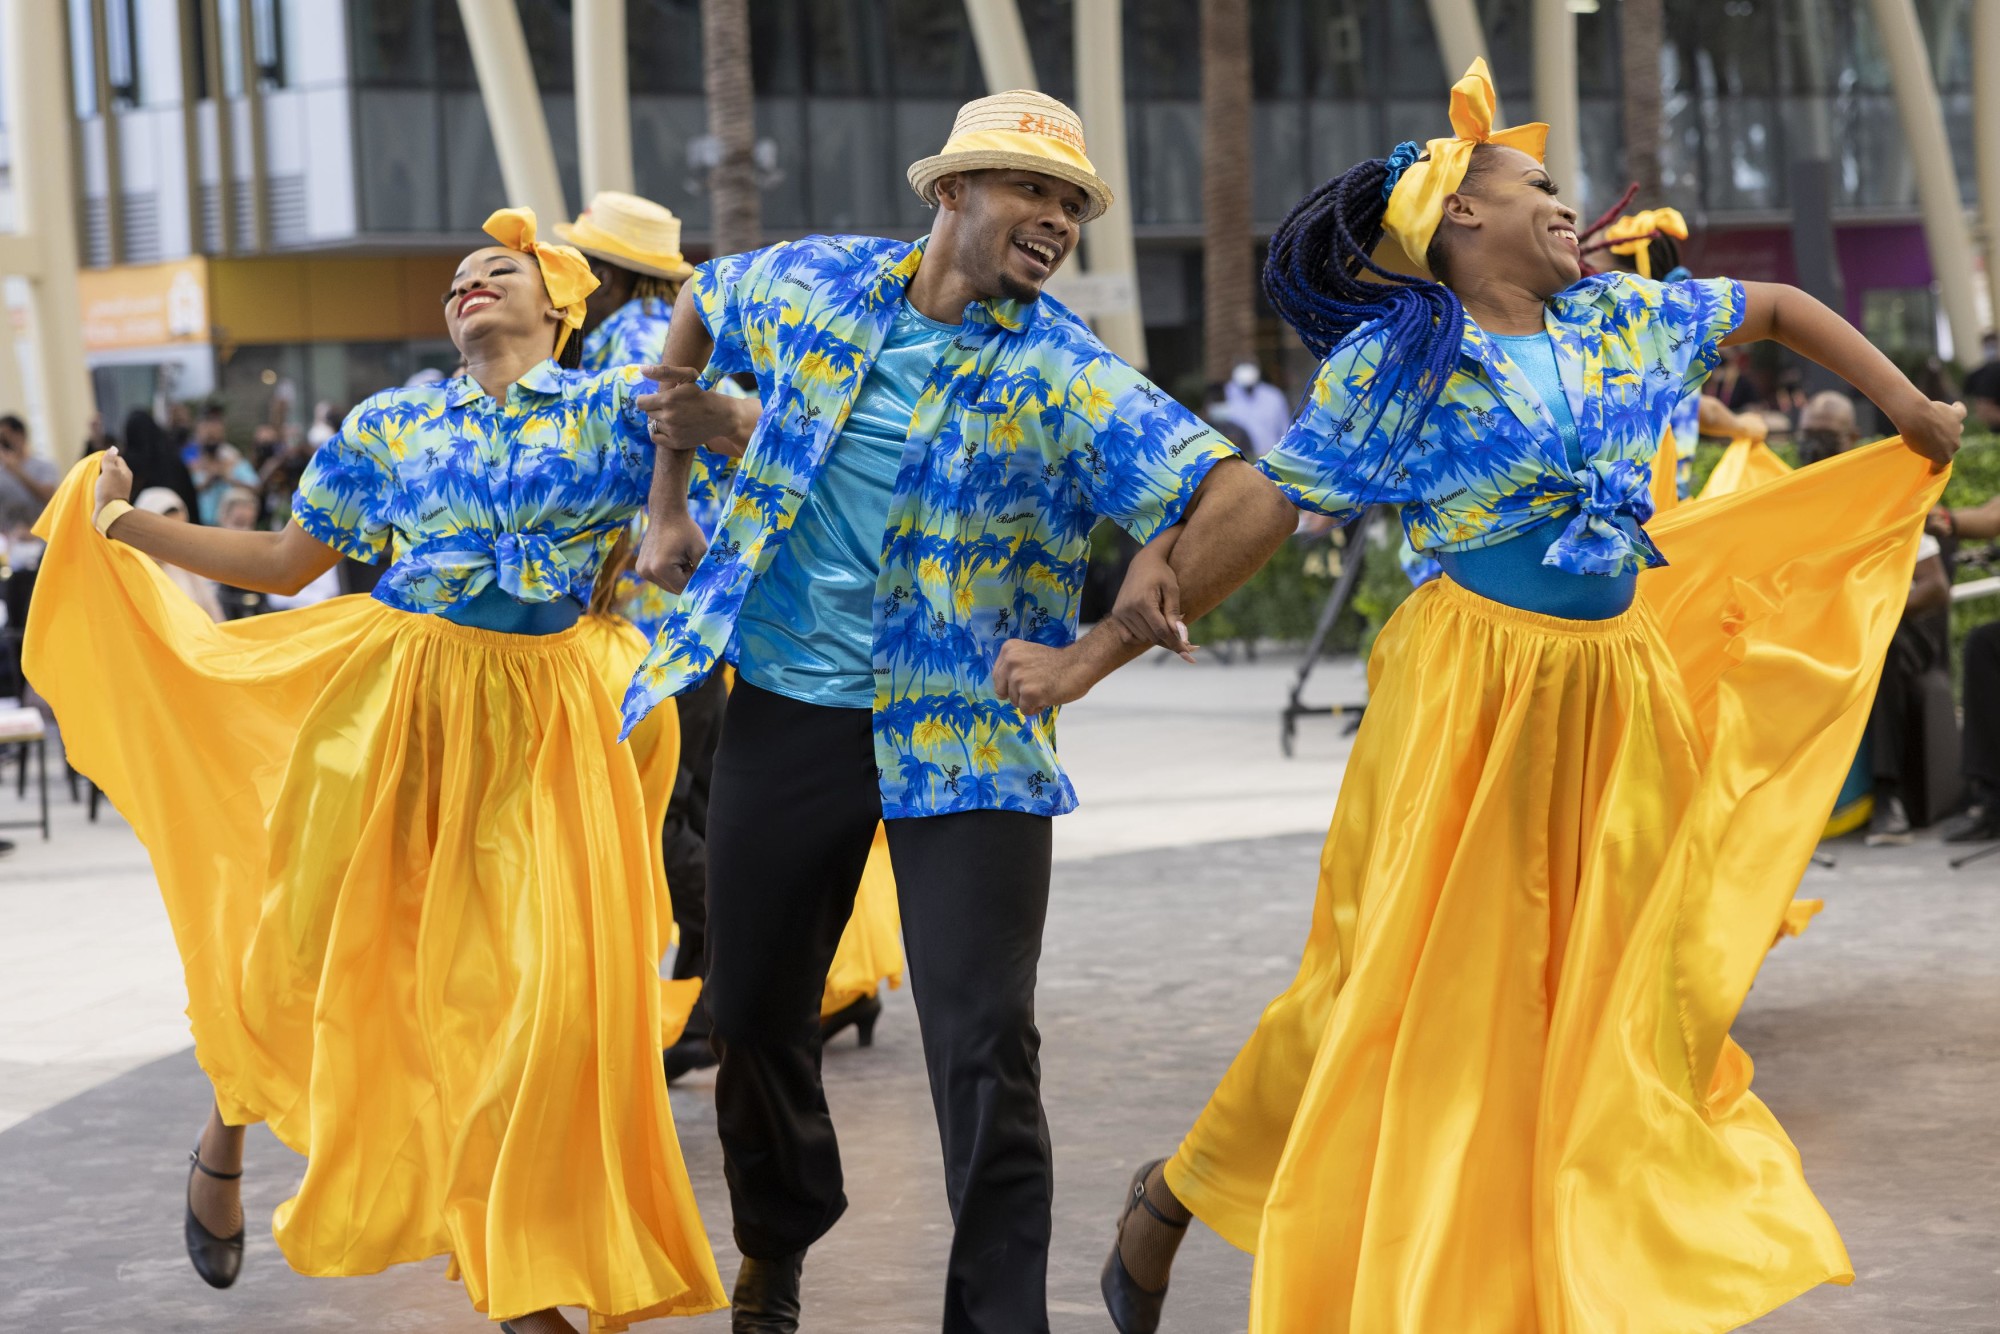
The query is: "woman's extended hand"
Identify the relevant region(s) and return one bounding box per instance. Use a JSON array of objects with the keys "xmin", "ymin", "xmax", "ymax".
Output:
[
  {"xmin": 1892, "ymin": 397, "xmax": 1964, "ymax": 470},
  {"xmin": 94, "ymin": 448, "xmax": 134, "ymax": 510},
  {"xmin": 1110, "ymin": 544, "xmax": 1197, "ymax": 663}
]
